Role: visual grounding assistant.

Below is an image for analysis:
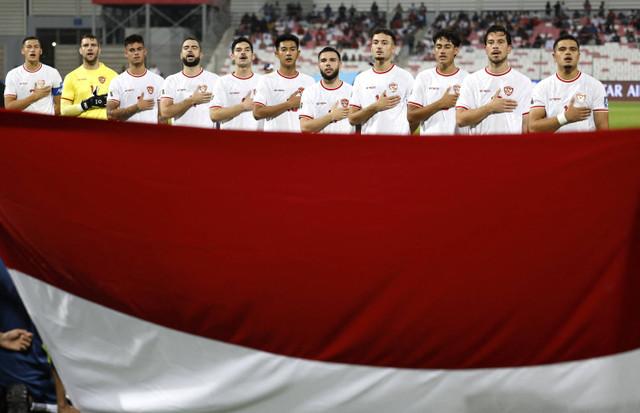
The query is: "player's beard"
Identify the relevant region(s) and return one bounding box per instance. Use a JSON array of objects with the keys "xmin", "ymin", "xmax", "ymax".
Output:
[
  {"xmin": 83, "ymin": 54, "xmax": 98, "ymax": 65},
  {"xmin": 182, "ymin": 56, "xmax": 201, "ymax": 67},
  {"xmin": 489, "ymin": 55, "xmax": 507, "ymax": 66},
  {"xmin": 321, "ymin": 68, "xmax": 339, "ymax": 81}
]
